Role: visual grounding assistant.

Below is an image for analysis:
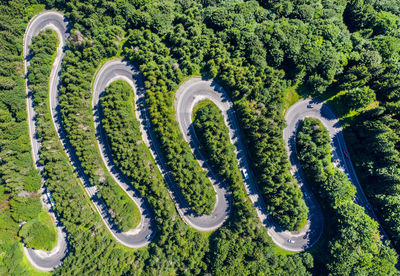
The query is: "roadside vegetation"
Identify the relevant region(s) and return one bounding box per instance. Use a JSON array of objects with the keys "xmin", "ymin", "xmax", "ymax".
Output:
[
  {"xmin": 58, "ymin": 31, "xmax": 140, "ymax": 233},
  {"xmin": 100, "ymin": 80, "xmax": 177, "ymax": 225},
  {"xmin": 192, "ymin": 101, "xmax": 314, "ymax": 274},
  {"xmin": 2, "ymin": 0, "xmax": 400, "ymax": 274},
  {"xmin": 21, "ymin": 29, "xmax": 59, "ymax": 251},
  {"xmin": 124, "ymin": 31, "xmax": 217, "ymax": 215},
  {"xmin": 99, "ymin": 81, "xmax": 143, "ymax": 228},
  {"xmin": 296, "ymin": 118, "xmax": 397, "ymax": 274},
  {"xmin": 192, "ymin": 102, "xmax": 242, "ymax": 201},
  {"xmin": 0, "ymin": 3, "xmax": 59, "ymax": 274},
  {"xmin": 334, "ymin": 0, "xmax": 400, "ymax": 252}
]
